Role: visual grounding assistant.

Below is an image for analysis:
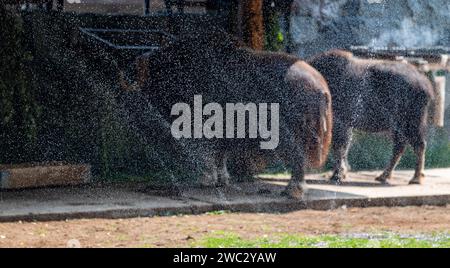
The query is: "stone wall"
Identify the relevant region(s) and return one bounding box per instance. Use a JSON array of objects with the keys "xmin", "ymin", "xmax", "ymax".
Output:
[{"xmin": 291, "ymin": 0, "xmax": 450, "ymax": 58}]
